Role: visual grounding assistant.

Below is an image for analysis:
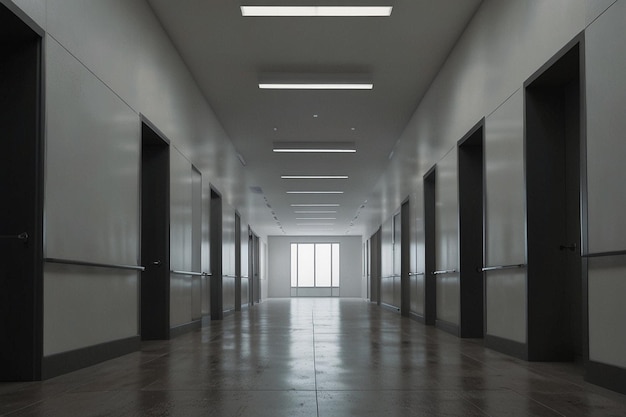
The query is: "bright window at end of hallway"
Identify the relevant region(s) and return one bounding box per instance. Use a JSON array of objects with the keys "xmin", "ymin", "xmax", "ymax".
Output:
[{"xmin": 290, "ymin": 243, "xmax": 340, "ymax": 288}]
